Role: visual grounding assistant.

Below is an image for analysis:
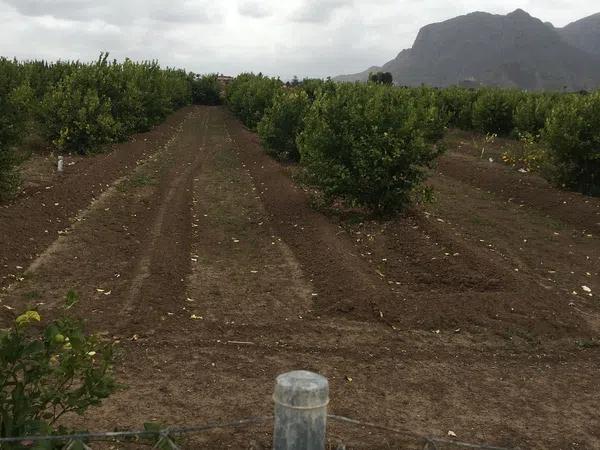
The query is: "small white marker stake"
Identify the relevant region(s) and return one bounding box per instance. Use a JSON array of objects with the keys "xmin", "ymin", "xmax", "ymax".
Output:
[{"xmin": 57, "ymin": 156, "xmax": 64, "ymax": 173}]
